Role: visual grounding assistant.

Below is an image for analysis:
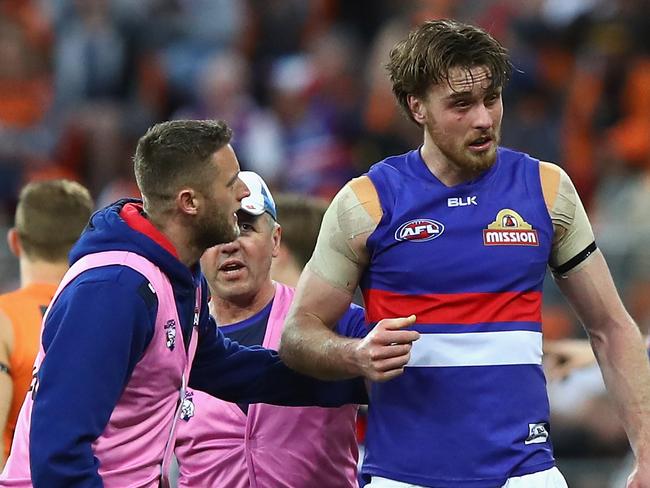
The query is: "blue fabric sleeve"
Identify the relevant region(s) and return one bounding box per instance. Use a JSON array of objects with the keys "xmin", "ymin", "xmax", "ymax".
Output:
[
  {"xmin": 335, "ymin": 303, "xmax": 368, "ymax": 339},
  {"xmin": 190, "ymin": 314, "xmax": 368, "ymax": 406},
  {"xmin": 30, "ymin": 267, "xmax": 155, "ymax": 488}
]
